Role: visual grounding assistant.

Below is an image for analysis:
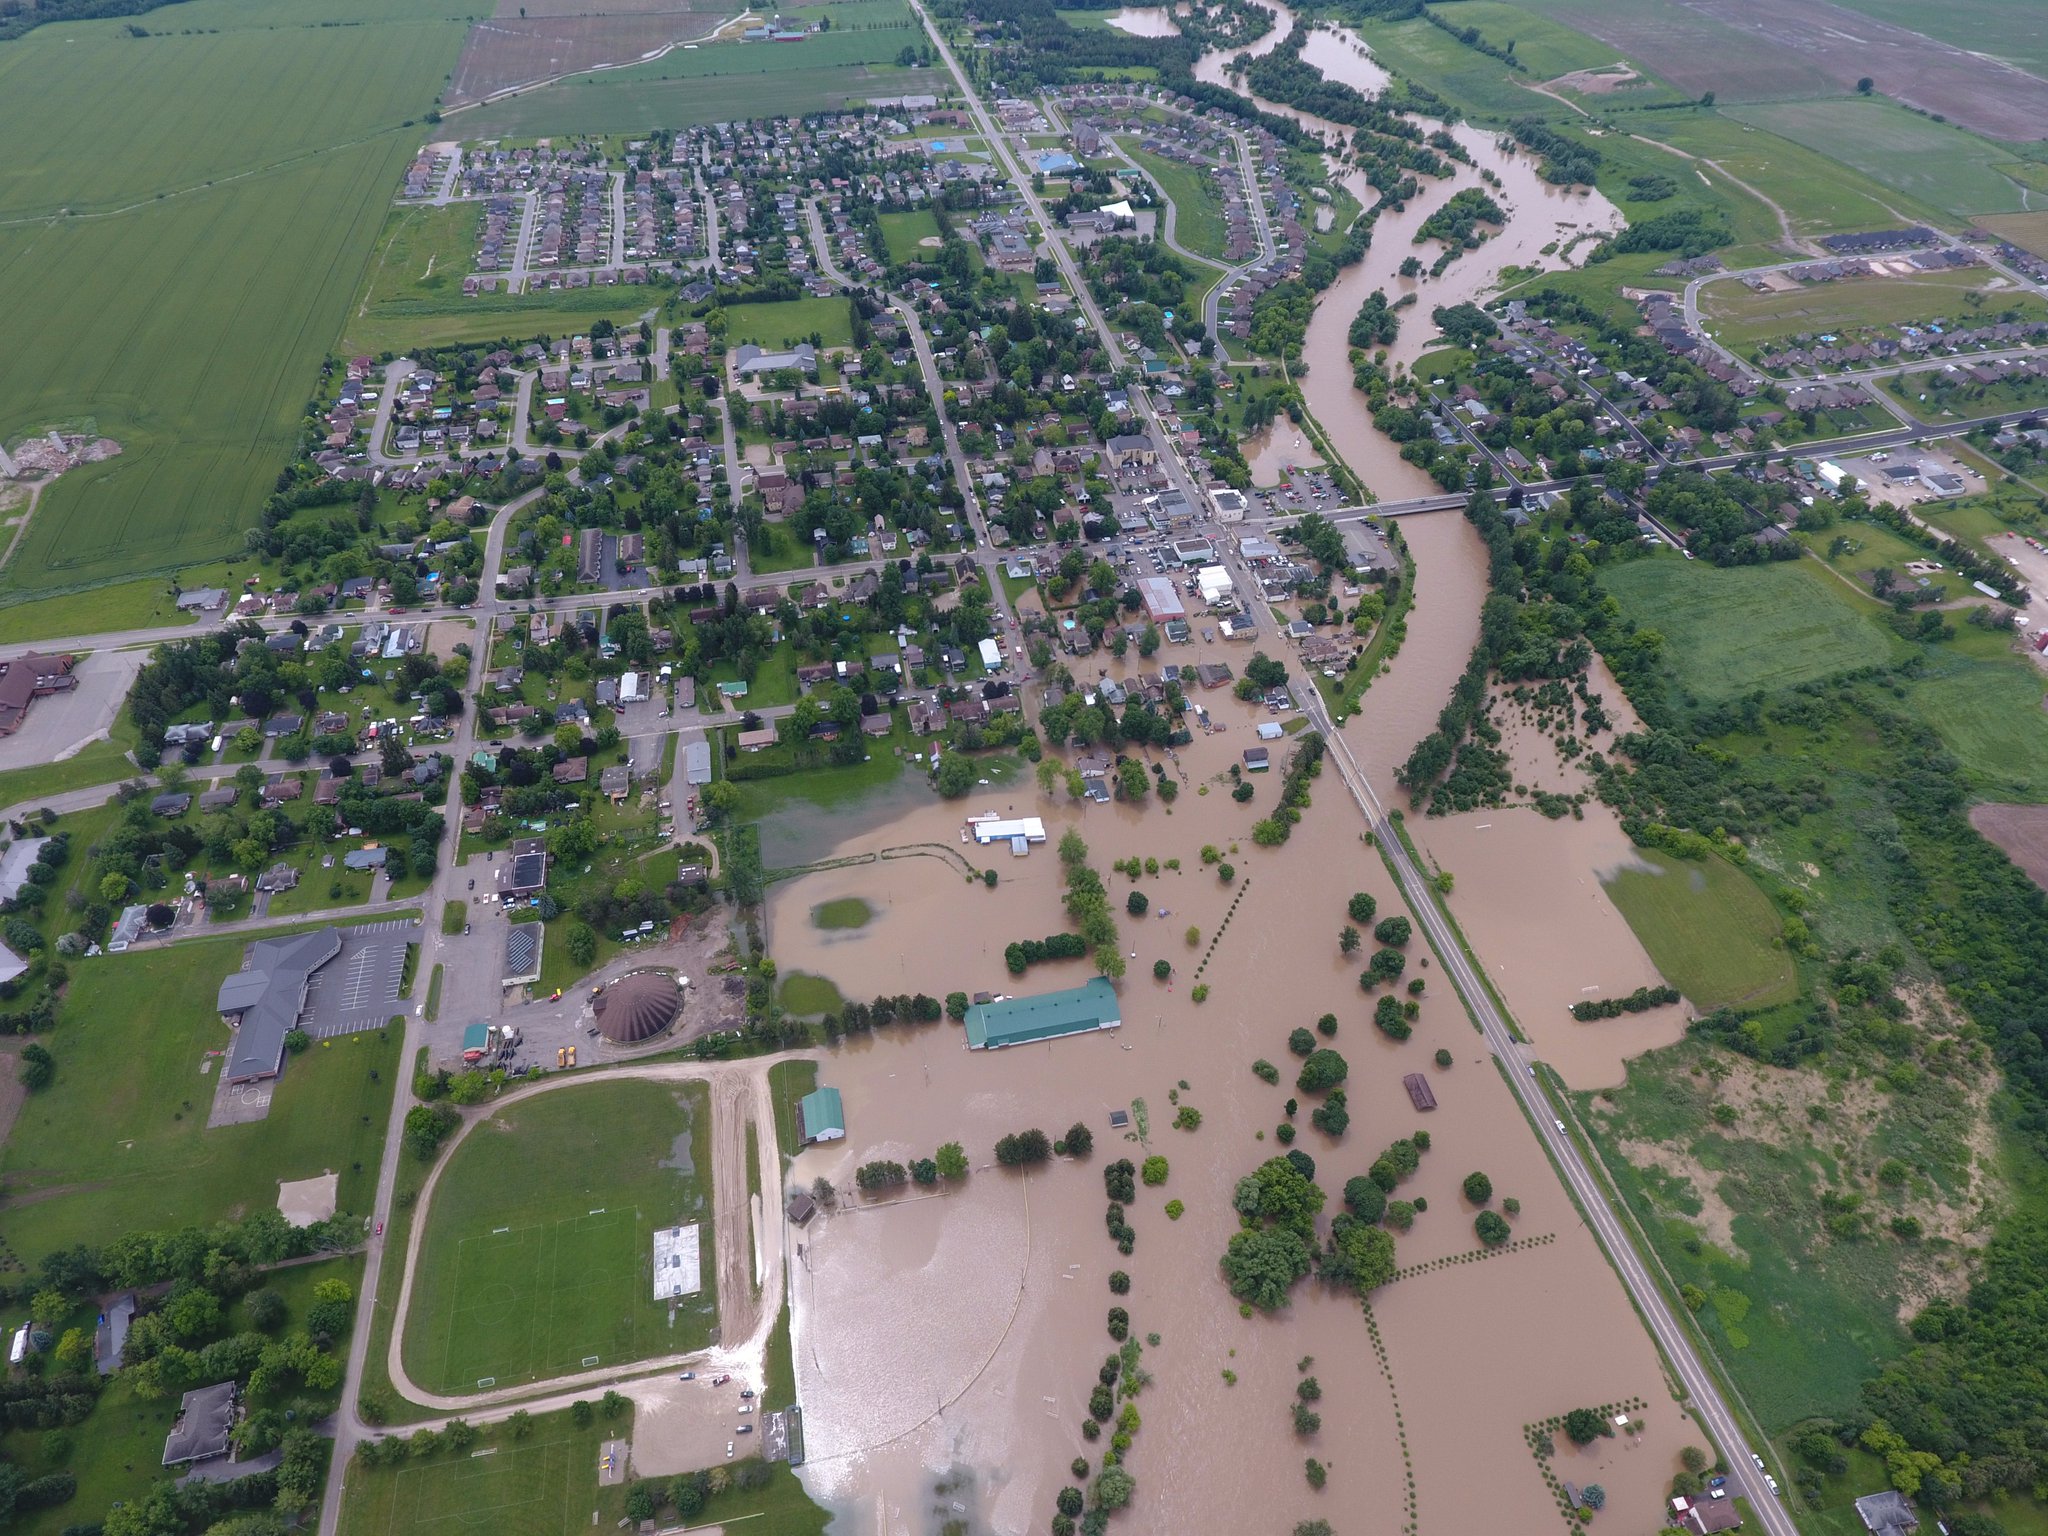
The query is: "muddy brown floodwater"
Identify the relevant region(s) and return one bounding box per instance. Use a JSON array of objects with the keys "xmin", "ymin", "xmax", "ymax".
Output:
[
  {"xmin": 765, "ymin": 639, "xmax": 1702, "ymax": 1536},
  {"xmin": 1101, "ymin": 4, "xmax": 1180, "ymax": 36}
]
